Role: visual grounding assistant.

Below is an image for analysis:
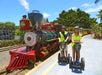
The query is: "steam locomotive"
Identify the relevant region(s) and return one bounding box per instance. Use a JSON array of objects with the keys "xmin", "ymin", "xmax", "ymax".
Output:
[{"xmin": 6, "ymin": 10, "xmax": 59, "ymax": 71}]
